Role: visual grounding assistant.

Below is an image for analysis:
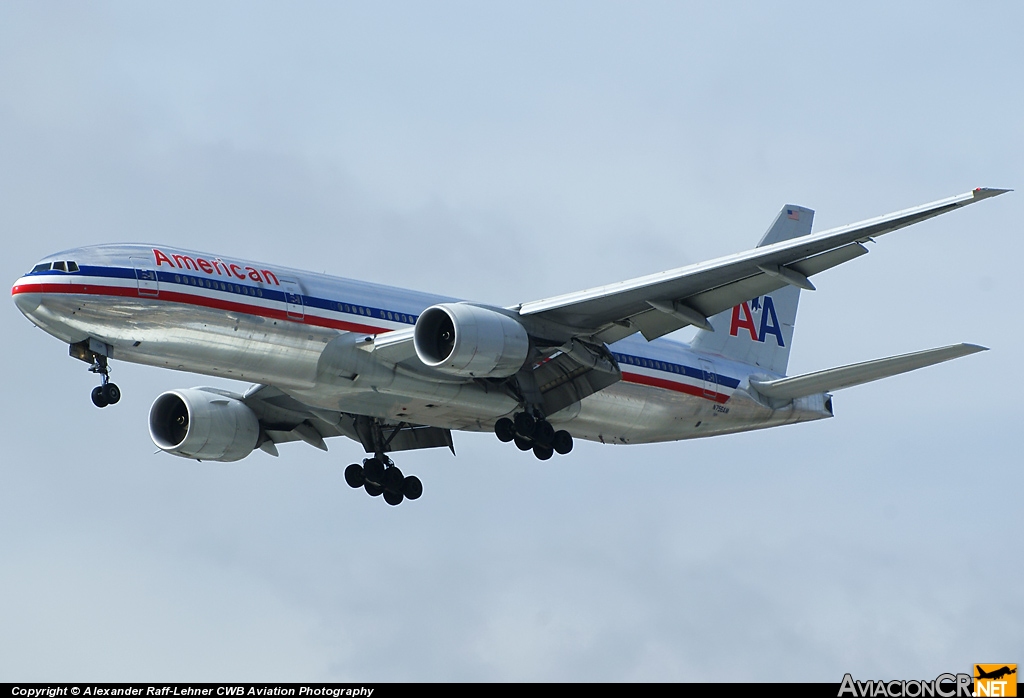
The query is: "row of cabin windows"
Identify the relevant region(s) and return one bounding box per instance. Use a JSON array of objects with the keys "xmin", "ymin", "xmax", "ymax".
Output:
[
  {"xmin": 32, "ymin": 261, "xmax": 79, "ymax": 273},
  {"xmin": 338, "ymin": 303, "xmax": 415, "ymax": 324},
  {"xmin": 173, "ymin": 274, "xmax": 264, "ymax": 297},
  {"xmin": 618, "ymin": 354, "xmax": 689, "ymax": 375},
  {"xmin": 169, "ymin": 274, "xmax": 413, "ymax": 322}
]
